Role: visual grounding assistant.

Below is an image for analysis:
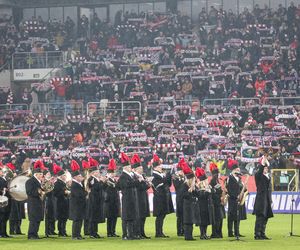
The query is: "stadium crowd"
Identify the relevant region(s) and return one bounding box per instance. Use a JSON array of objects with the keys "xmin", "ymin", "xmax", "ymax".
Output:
[{"xmin": 0, "ymin": 3, "xmax": 300, "ymax": 174}]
